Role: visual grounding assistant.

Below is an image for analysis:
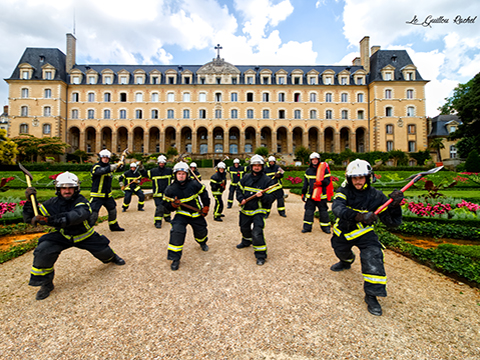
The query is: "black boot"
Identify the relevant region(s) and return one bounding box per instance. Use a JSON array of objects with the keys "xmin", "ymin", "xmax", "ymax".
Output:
[
  {"xmin": 279, "ymin": 212, "xmax": 287, "ymax": 217},
  {"xmin": 138, "ymin": 207, "xmax": 145, "ymax": 211},
  {"xmin": 200, "ymin": 243, "xmax": 209, "ymax": 251},
  {"xmin": 111, "ymin": 254, "xmax": 126, "ymax": 265},
  {"xmin": 236, "ymin": 242, "xmax": 251, "ymax": 249},
  {"xmin": 155, "ymin": 221, "xmax": 162, "ymax": 229},
  {"xmin": 227, "ymin": 204, "xmax": 232, "ymax": 209},
  {"xmin": 171, "ymin": 260, "xmax": 180, "ymax": 271},
  {"xmin": 36, "ymin": 282, "xmax": 54, "ymax": 301},
  {"xmin": 164, "ymin": 216, "xmax": 171, "ymax": 223},
  {"xmin": 321, "ymin": 226, "xmax": 331, "ymax": 234},
  {"xmin": 330, "ymin": 261, "xmax": 352, "ymax": 272},
  {"xmin": 365, "ymin": 294, "xmax": 382, "ymax": 316},
  {"xmin": 256, "ymin": 258, "xmax": 266, "ymax": 266},
  {"xmin": 301, "ymin": 229, "xmax": 311, "ymax": 233},
  {"xmin": 122, "ymin": 208, "xmax": 127, "ymax": 212},
  {"xmin": 109, "ymin": 223, "xmax": 125, "ymax": 232},
  {"xmin": 214, "ymin": 217, "xmax": 223, "ymax": 222}
]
